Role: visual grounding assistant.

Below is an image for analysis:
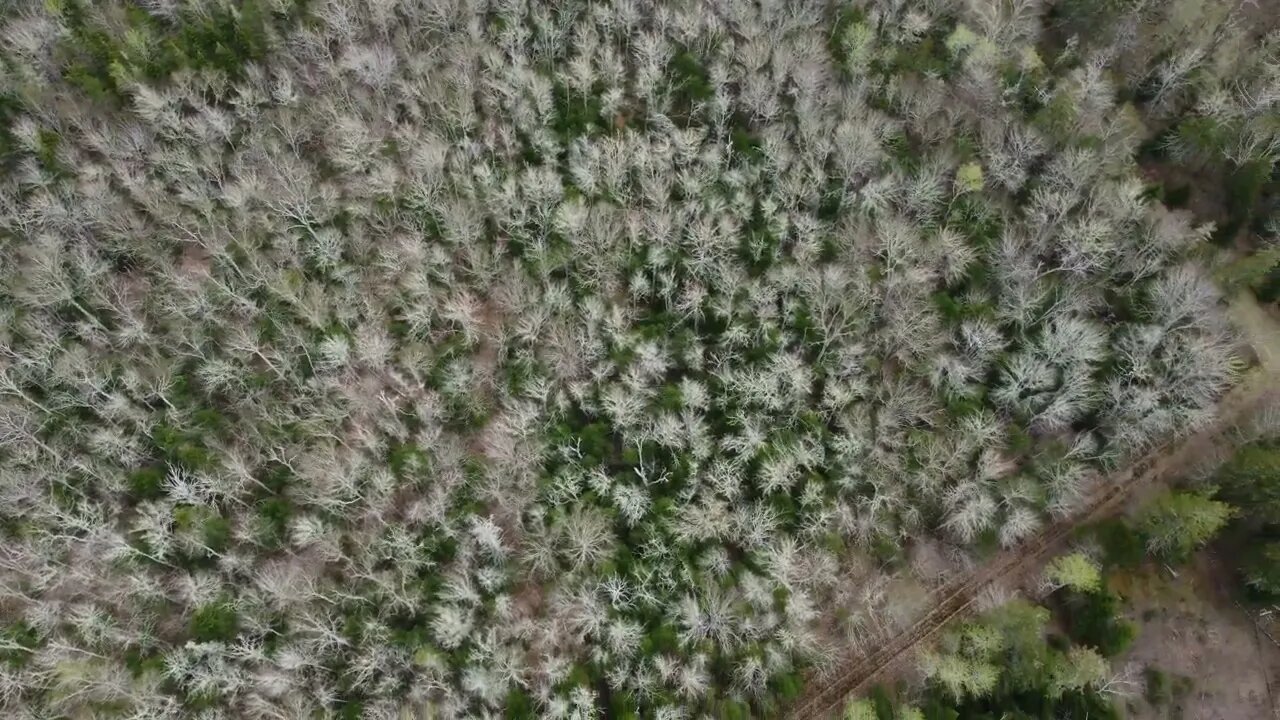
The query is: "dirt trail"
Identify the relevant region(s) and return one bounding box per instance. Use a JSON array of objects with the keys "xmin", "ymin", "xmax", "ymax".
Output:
[
  {"xmin": 788, "ymin": 300, "xmax": 1280, "ymax": 720},
  {"xmin": 1230, "ymin": 291, "xmax": 1280, "ymax": 375}
]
